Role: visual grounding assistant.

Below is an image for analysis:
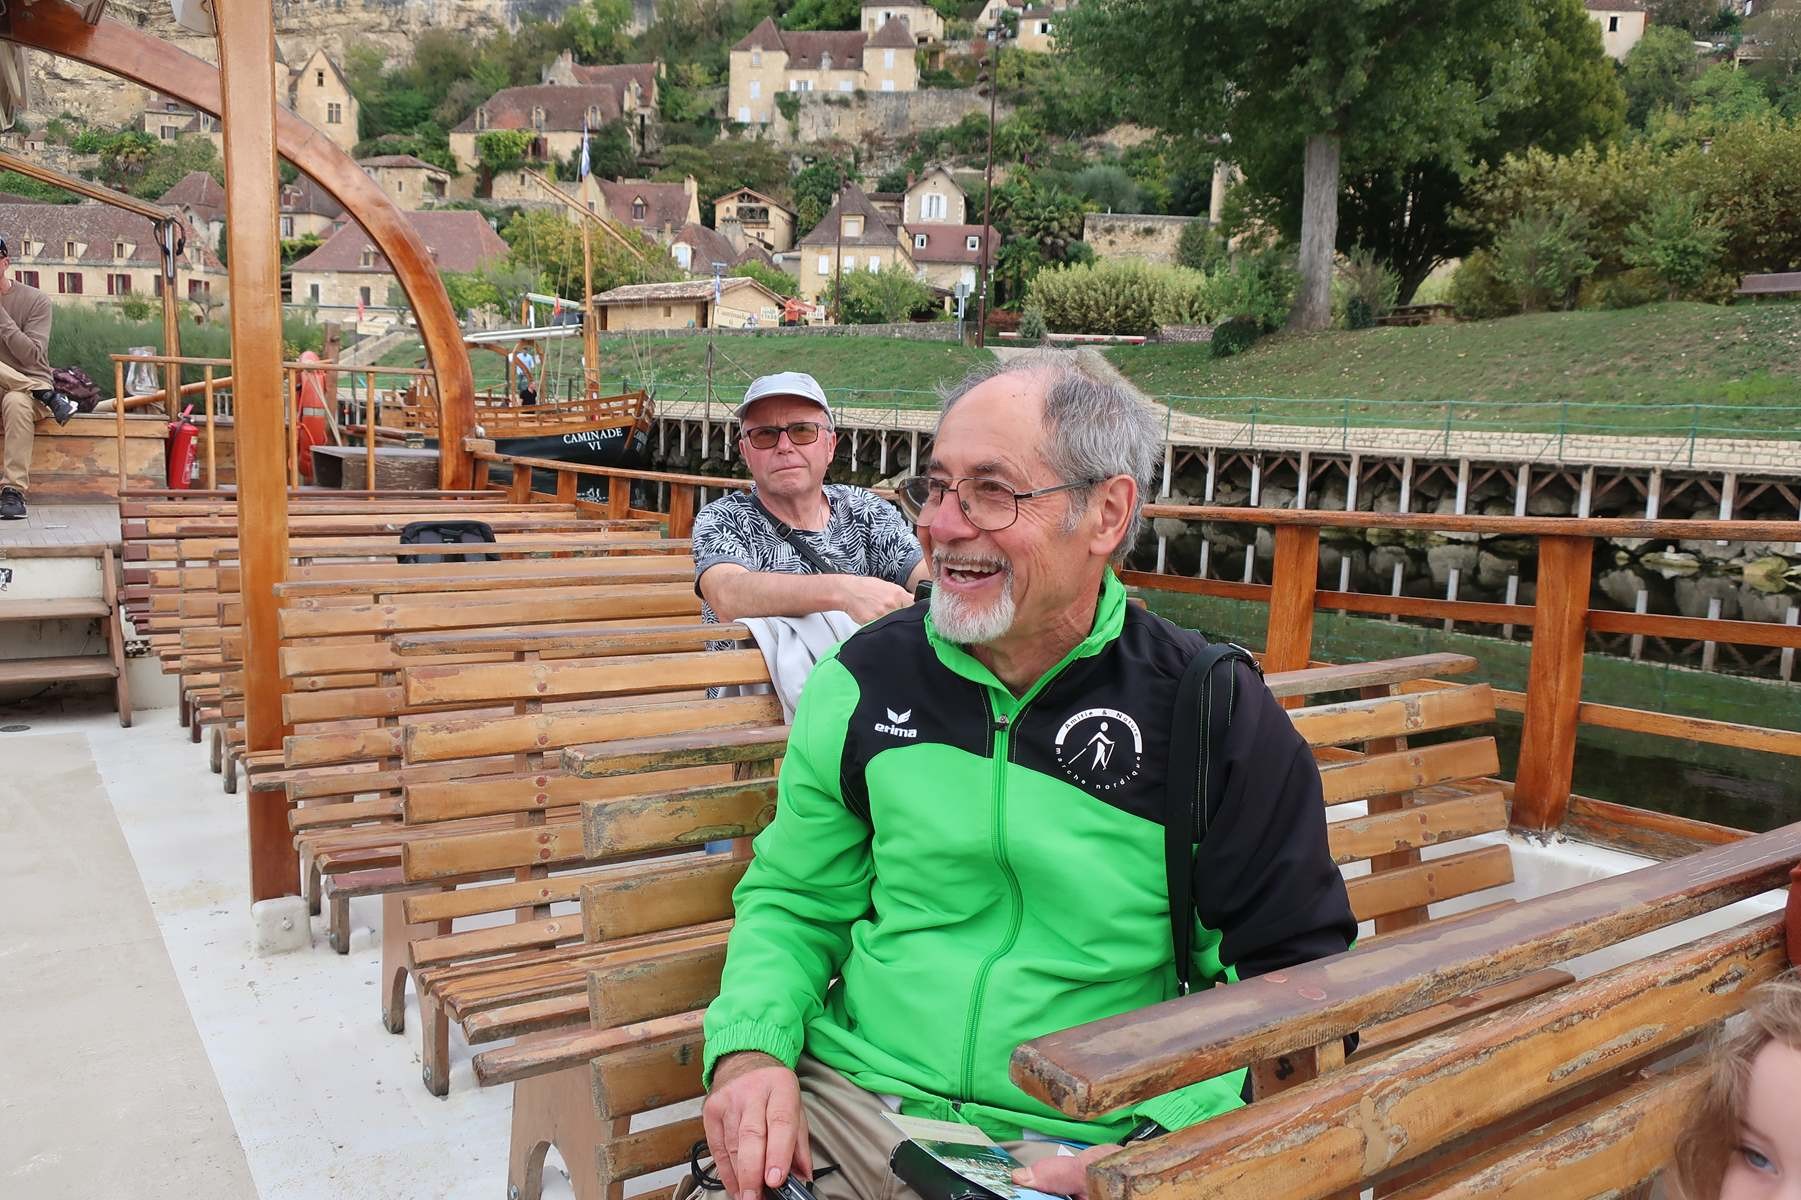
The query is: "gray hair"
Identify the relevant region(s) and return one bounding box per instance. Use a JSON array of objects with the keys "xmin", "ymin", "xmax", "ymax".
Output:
[{"xmin": 937, "ymin": 348, "xmax": 1163, "ymax": 562}]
